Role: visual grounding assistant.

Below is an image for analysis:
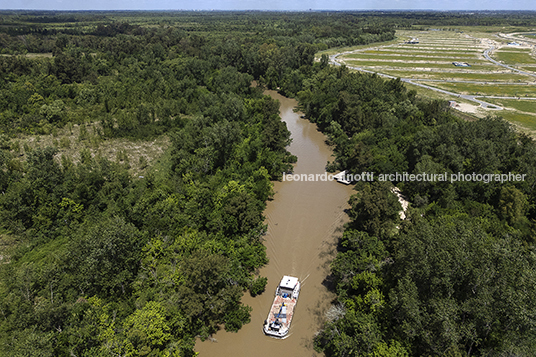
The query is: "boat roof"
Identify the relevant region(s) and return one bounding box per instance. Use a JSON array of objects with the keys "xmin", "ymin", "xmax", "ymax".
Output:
[{"xmin": 279, "ymin": 276, "xmax": 299, "ymax": 289}]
